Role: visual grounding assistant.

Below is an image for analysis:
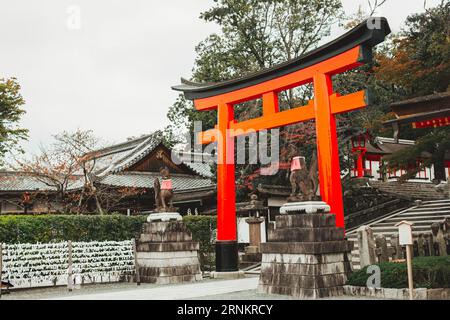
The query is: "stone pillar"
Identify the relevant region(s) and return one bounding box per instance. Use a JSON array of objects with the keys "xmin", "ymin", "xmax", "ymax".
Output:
[
  {"xmin": 431, "ymin": 221, "xmax": 448, "ymax": 257},
  {"xmin": 417, "ymin": 234, "xmax": 425, "ymax": 257},
  {"xmin": 390, "ymin": 234, "xmax": 403, "ymax": 260},
  {"xmin": 258, "ymin": 206, "xmax": 353, "ymax": 298},
  {"xmin": 357, "ymin": 225, "xmax": 376, "ymax": 267},
  {"xmin": 135, "ymin": 214, "xmax": 202, "ymax": 284},
  {"xmin": 423, "ymin": 234, "xmax": 432, "ymax": 256},
  {"xmin": 375, "ymin": 235, "xmax": 389, "ymax": 263},
  {"xmin": 245, "ymin": 217, "xmax": 264, "ymax": 252},
  {"xmin": 240, "ymin": 217, "xmax": 264, "ymax": 269}
]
